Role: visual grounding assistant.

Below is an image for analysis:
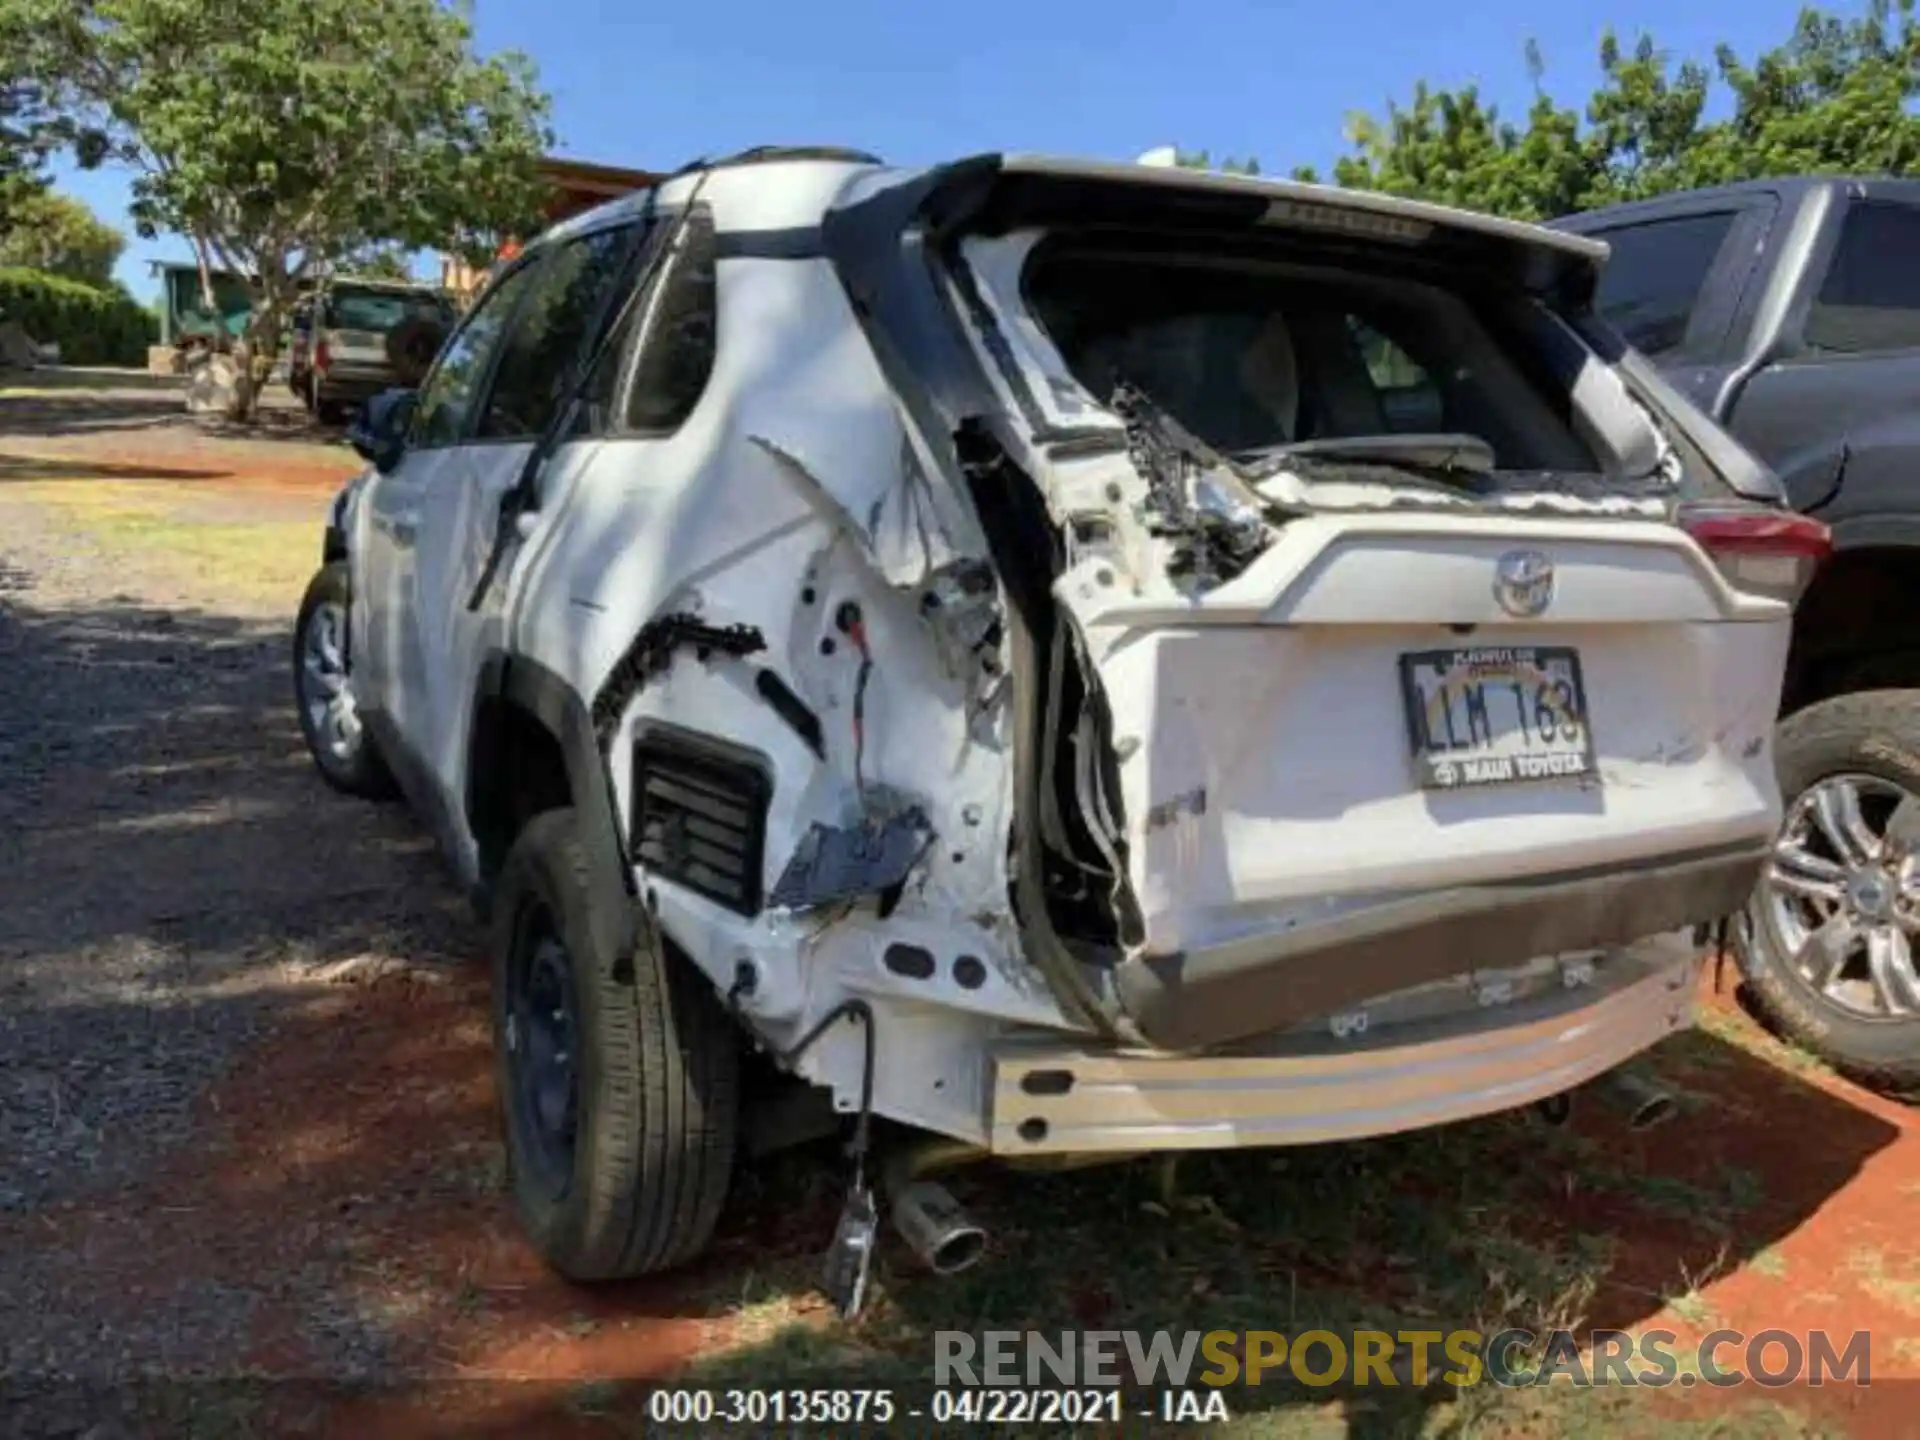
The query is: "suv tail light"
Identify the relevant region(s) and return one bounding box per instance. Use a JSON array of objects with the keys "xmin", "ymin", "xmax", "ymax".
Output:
[{"xmin": 1678, "ymin": 500, "xmax": 1831, "ymax": 605}]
